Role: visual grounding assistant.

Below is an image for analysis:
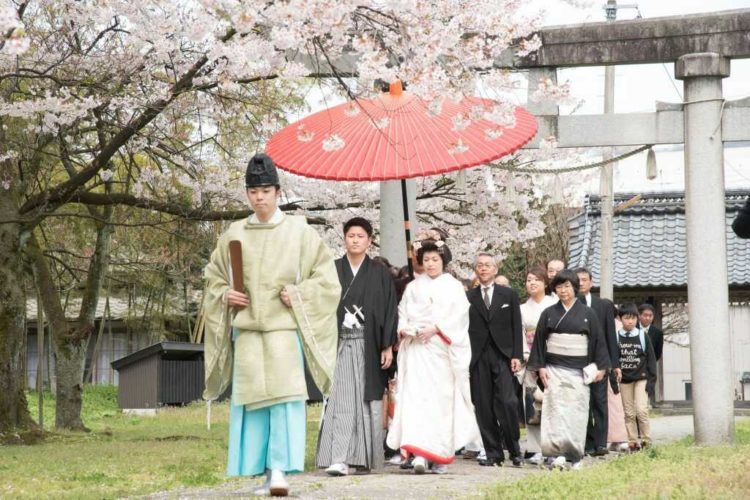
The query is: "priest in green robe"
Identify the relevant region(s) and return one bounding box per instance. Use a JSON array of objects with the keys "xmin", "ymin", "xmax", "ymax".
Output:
[{"xmin": 203, "ymin": 153, "xmax": 340, "ymax": 497}]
